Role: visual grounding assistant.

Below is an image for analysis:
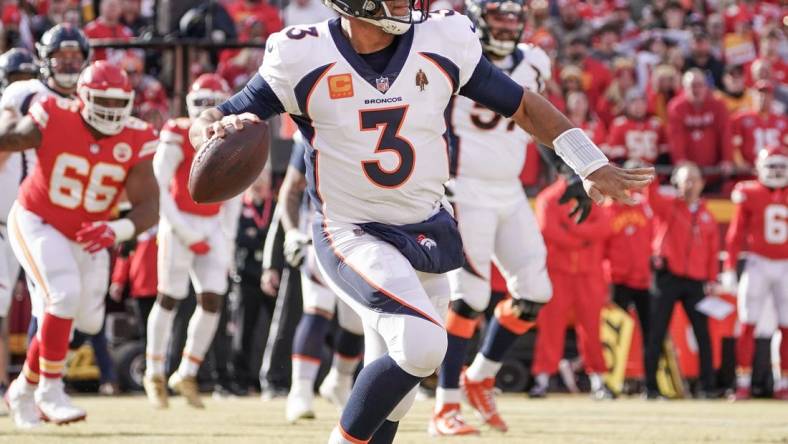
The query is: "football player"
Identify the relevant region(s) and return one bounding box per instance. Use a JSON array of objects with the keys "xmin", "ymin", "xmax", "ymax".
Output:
[
  {"xmin": 432, "ymin": 0, "xmax": 554, "ymax": 435},
  {"xmin": 143, "ymin": 74, "xmax": 232, "ymax": 409},
  {"xmin": 190, "ymin": 0, "xmax": 654, "ymax": 440},
  {"xmin": 0, "ymin": 47, "xmax": 39, "ymax": 397},
  {"xmin": 723, "ymin": 146, "xmax": 788, "ymax": 400},
  {"xmin": 281, "ymin": 141, "xmax": 364, "ymax": 422},
  {"xmin": 727, "ymin": 81, "xmax": 788, "ymax": 170},
  {"xmin": 1, "ymin": 61, "xmax": 158, "ymax": 428}
]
